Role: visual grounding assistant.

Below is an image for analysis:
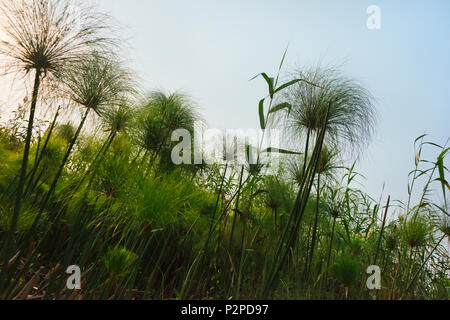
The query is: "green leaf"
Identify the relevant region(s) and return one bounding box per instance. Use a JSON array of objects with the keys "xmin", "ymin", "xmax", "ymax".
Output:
[
  {"xmin": 245, "ymin": 144, "xmax": 258, "ymax": 164},
  {"xmin": 415, "ymin": 151, "xmax": 420, "ymax": 167},
  {"xmin": 275, "ymin": 46, "xmax": 289, "ymax": 88},
  {"xmin": 262, "ymin": 147, "xmax": 303, "ymax": 155},
  {"xmin": 424, "ymin": 141, "xmax": 444, "ymax": 149},
  {"xmin": 437, "ymin": 147, "xmax": 450, "ymax": 201},
  {"xmin": 252, "ymin": 189, "xmax": 268, "ymax": 198},
  {"xmin": 339, "ymin": 238, "xmax": 346, "ymax": 252},
  {"xmin": 432, "ymin": 203, "xmax": 450, "ymax": 217},
  {"xmin": 274, "ymin": 78, "xmax": 320, "ymax": 94},
  {"xmin": 414, "ymin": 134, "xmax": 427, "ymax": 144},
  {"xmin": 268, "ymin": 102, "xmax": 292, "ymax": 115},
  {"xmin": 251, "ymin": 73, "xmax": 274, "ymax": 98},
  {"xmin": 278, "ymin": 46, "xmax": 289, "ymax": 73},
  {"xmin": 438, "ymin": 147, "xmax": 450, "ymax": 160},
  {"xmin": 259, "ymin": 98, "xmax": 266, "ymax": 130},
  {"xmin": 435, "ymin": 178, "xmax": 450, "ymax": 190}
]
